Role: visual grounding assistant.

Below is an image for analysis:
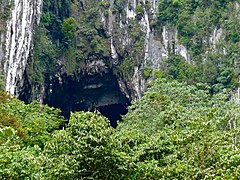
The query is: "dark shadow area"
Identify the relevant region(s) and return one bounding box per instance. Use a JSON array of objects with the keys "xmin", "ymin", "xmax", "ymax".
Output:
[
  {"xmin": 31, "ymin": 71, "xmax": 131, "ymax": 127},
  {"xmin": 96, "ymin": 104, "xmax": 128, "ymax": 128}
]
